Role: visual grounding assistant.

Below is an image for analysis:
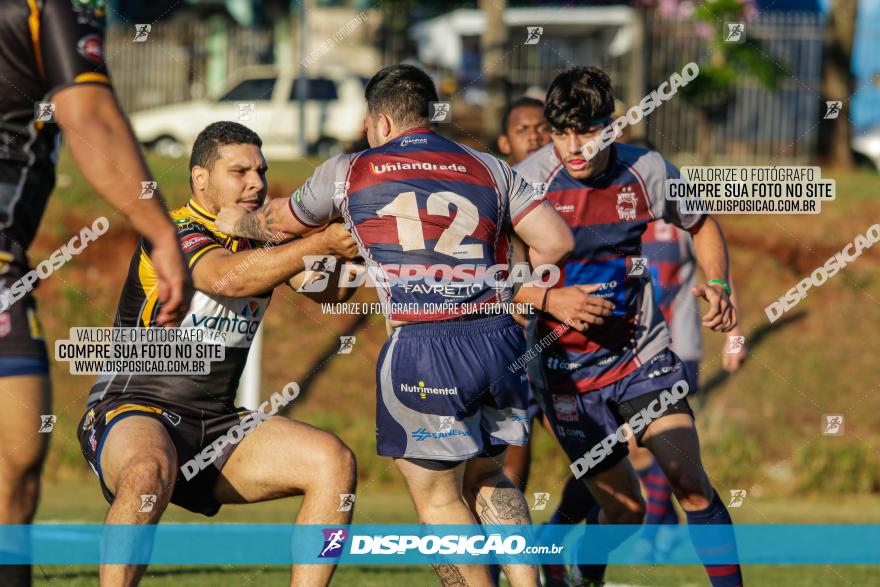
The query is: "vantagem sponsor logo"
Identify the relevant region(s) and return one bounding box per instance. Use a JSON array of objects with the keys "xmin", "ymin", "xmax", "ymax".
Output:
[
  {"xmin": 401, "ymin": 381, "xmax": 458, "ymax": 398},
  {"xmin": 190, "ymin": 301, "xmax": 263, "ymax": 341},
  {"xmin": 369, "ymin": 161, "xmax": 467, "ymax": 175}
]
